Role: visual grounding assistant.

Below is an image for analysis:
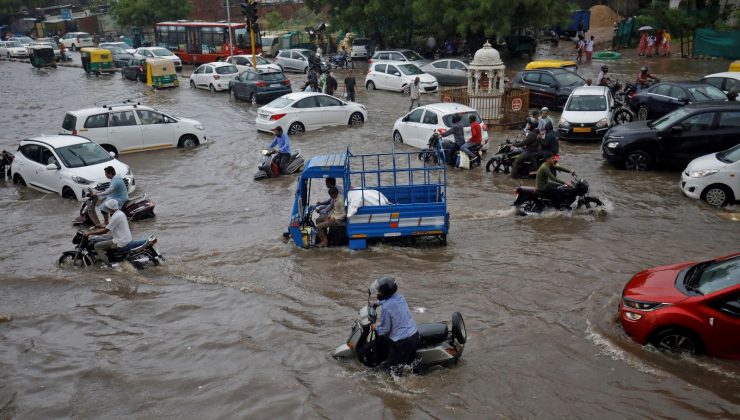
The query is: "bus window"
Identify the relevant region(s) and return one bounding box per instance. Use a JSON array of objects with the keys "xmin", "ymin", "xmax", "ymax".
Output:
[{"xmin": 200, "ymin": 26, "xmax": 225, "ymax": 53}]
